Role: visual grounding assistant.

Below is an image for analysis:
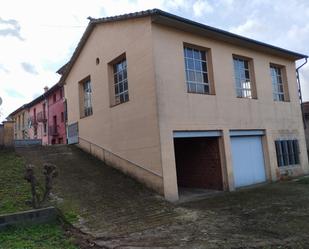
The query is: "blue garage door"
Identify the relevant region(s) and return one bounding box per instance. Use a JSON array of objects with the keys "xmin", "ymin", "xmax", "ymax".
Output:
[{"xmin": 231, "ymin": 136, "xmax": 266, "ymax": 188}]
